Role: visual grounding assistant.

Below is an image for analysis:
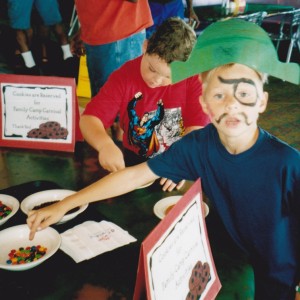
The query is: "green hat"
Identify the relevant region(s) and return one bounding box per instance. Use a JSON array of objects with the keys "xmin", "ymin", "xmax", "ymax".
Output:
[{"xmin": 171, "ymin": 19, "xmax": 300, "ymax": 85}]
